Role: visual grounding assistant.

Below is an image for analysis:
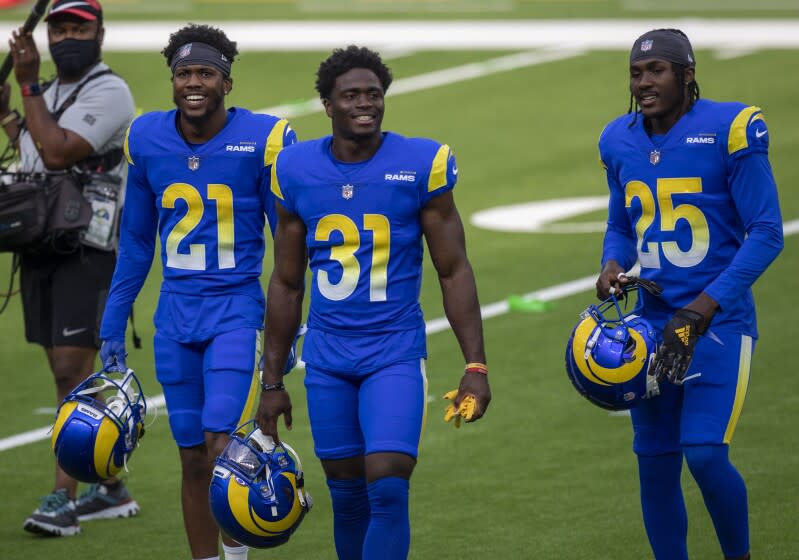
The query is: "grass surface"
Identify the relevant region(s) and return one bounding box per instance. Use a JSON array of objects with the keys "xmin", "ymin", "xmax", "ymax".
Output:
[{"xmin": 0, "ymin": 35, "xmax": 797, "ymax": 560}]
